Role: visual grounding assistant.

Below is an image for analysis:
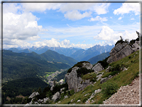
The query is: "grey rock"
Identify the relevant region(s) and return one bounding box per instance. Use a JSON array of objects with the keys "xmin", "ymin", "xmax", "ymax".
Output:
[
  {"xmin": 65, "ymin": 65, "xmax": 92, "ymax": 92},
  {"xmin": 38, "ymin": 99, "xmax": 43, "ymax": 103},
  {"xmin": 50, "ymin": 85, "xmax": 54, "ymax": 91},
  {"xmin": 107, "ymin": 44, "xmax": 133, "ymax": 63},
  {"xmin": 43, "ymin": 97, "xmax": 50, "ymax": 103},
  {"xmin": 77, "ymin": 100, "xmax": 81, "ymax": 102},
  {"xmin": 59, "ymin": 79, "xmax": 64, "ymax": 85},
  {"xmin": 52, "ymin": 92, "xmax": 60, "ymax": 102},
  {"xmin": 123, "ymin": 67, "xmax": 128, "ymax": 71},
  {"xmin": 100, "ymin": 77, "xmax": 108, "ymax": 84},
  {"xmin": 132, "ymin": 41, "xmax": 140, "ymax": 51},
  {"xmin": 94, "ymin": 89, "xmax": 101, "ymax": 94},
  {"xmin": 96, "ymin": 73, "xmax": 103, "ymax": 81},
  {"xmin": 82, "ymin": 62, "xmax": 93, "ymax": 69},
  {"xmin": 85, "ymin": 89, "xmax": 101, "ymax": 104},
  {"xmin": 84, "ymin": 93, "xmax": 89, "ymax": 96},
  {"xmin": 29, "ymin": 92, "xmax": 39, "ymax": 99},
  {"xmin": 100, "ymin": 75, "xmax": 112, "ymax": 84},
  {"xmin": 92, "ymin": 63, "xmax": 104, "ymax": 74},
  {"xmin": 71, "ymin": 99, "xmax": 74, "ymax": 102},
  {"xmin": 60, "ymin": 87, "xmax": 65, "ymax": 92},
  {"xmin": 106, "ymin": 66, "xmax": 111, "ymax": 72},
  {"xmin": 64, "ymin": 95, "xmax": 68, "ymax": 99}
]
